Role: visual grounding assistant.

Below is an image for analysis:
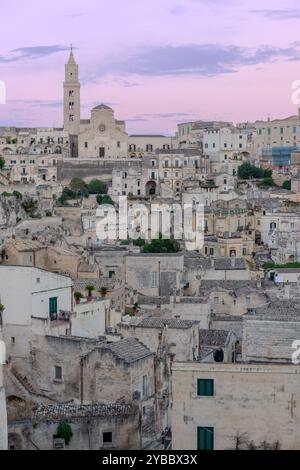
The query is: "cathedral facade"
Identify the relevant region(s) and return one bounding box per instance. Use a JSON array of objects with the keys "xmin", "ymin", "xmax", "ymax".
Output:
[{"xmin": 63, "ymin": 49, "xmax": 173, "ymax": 159}]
